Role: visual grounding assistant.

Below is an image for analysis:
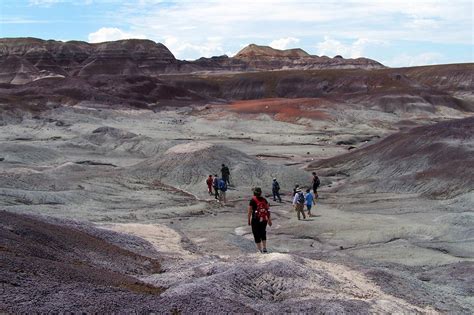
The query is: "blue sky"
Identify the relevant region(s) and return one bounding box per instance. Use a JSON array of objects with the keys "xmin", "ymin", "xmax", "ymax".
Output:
[{"xmin": 1, "ymin": 0, "xmax": 473, "ymax": 67}]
